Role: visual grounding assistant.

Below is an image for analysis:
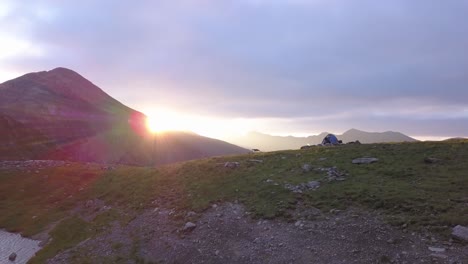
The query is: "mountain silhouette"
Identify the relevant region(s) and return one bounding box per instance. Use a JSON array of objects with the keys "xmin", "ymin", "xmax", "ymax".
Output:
[
  {"xmin": 230, "ymin": 129, "xmax": 416, "ymax": 151},
  {"xmin": 0, "ymin": 68, "xmax": 248, "ymax": 164}
]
